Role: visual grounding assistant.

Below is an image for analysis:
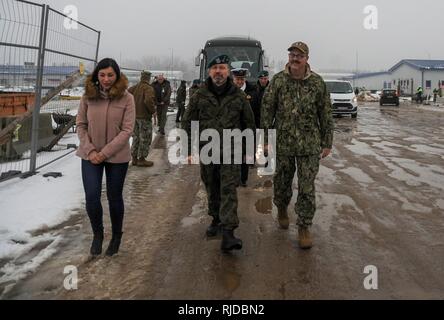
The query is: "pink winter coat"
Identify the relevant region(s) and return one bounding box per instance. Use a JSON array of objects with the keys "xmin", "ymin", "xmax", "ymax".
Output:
[{"xmin": 76, "ymin": 74, "xmax": 135, "ymax": 163}]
